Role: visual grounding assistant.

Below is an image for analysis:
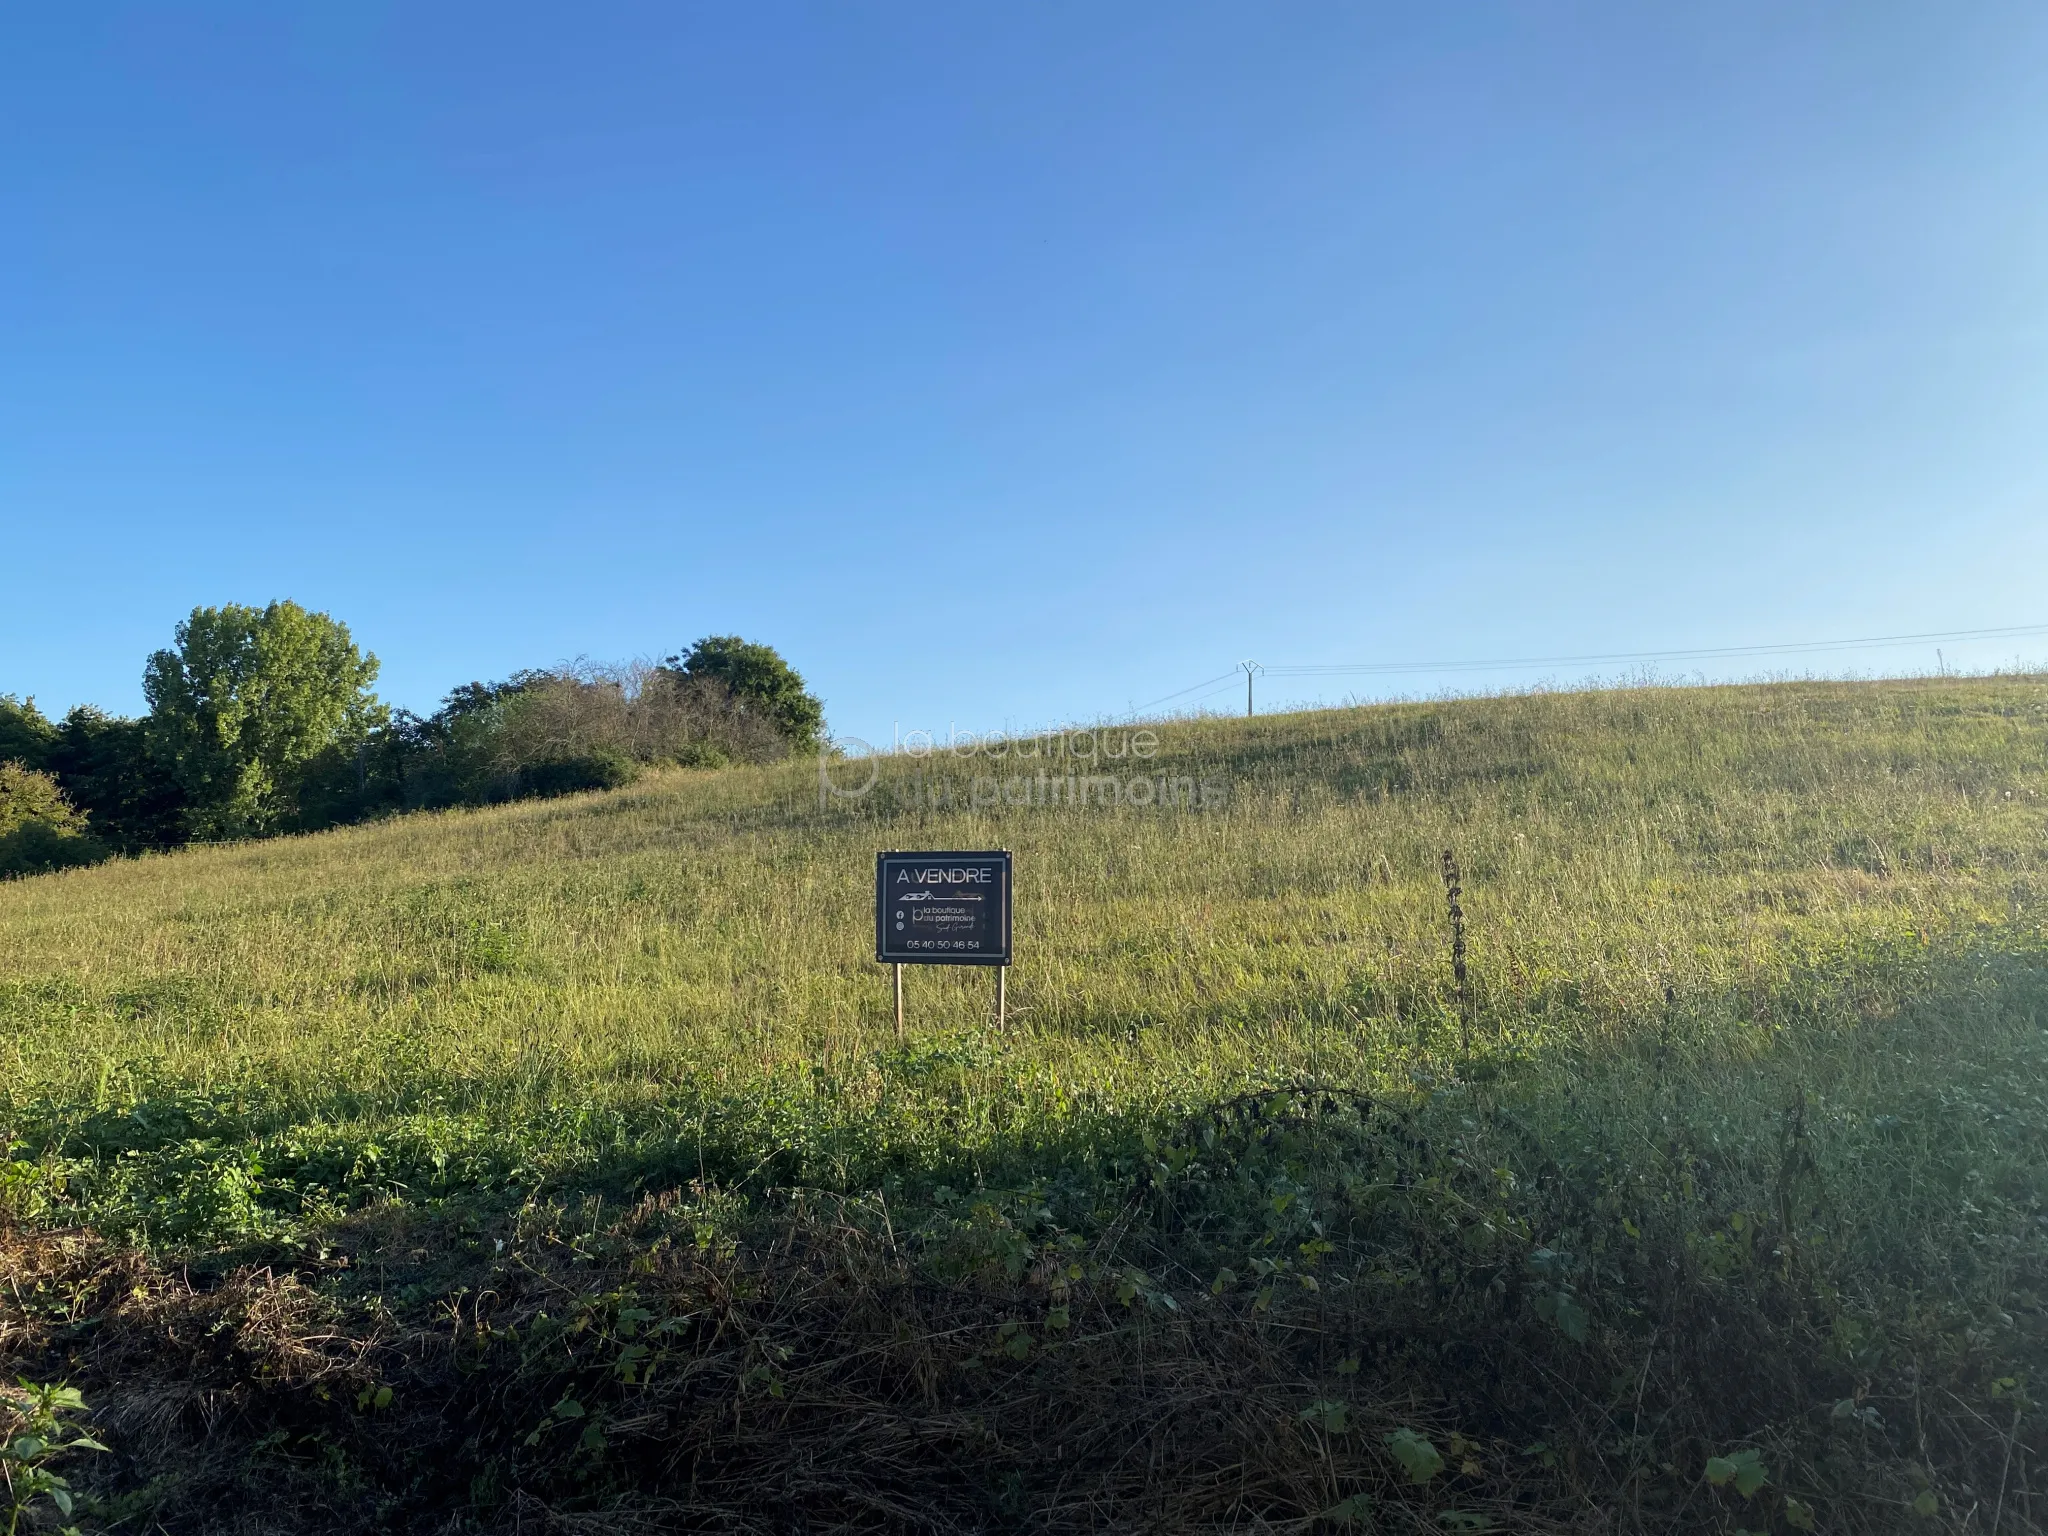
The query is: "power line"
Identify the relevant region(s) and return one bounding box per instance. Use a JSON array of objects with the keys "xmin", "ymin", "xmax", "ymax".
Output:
[
  {"xmin": 1133, "ymin": 621, "xmax": 2048, "ymax": 719},
  {"xmin": 1261, "ymin": 622, "xmax": 2048, "ymax": 679},
  {"xmin": 1120, "ymin": 677, "xmax": 1241, "ymax": 720},
  {"xmin": 1128, "ymin": 669, "xmax": 1242, "ymax": 714}
]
